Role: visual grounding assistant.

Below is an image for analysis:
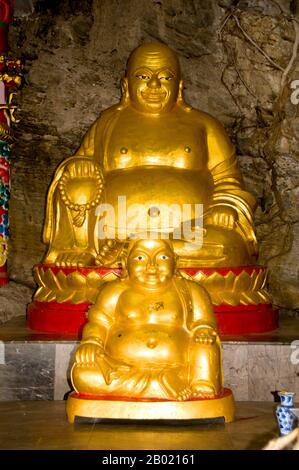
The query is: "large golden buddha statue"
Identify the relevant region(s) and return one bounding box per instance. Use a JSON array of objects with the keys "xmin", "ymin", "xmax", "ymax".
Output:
[
  {"xmin": 29, "ymin": 42, "xmax": 277, "ymax": 336},
  {"xmin": 66, "ymin": 238, "xmax": 235, "ymax": 422},
  {"xmin": 43, "ymin": 42, "xmax": 257, "ymax": 268}
]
